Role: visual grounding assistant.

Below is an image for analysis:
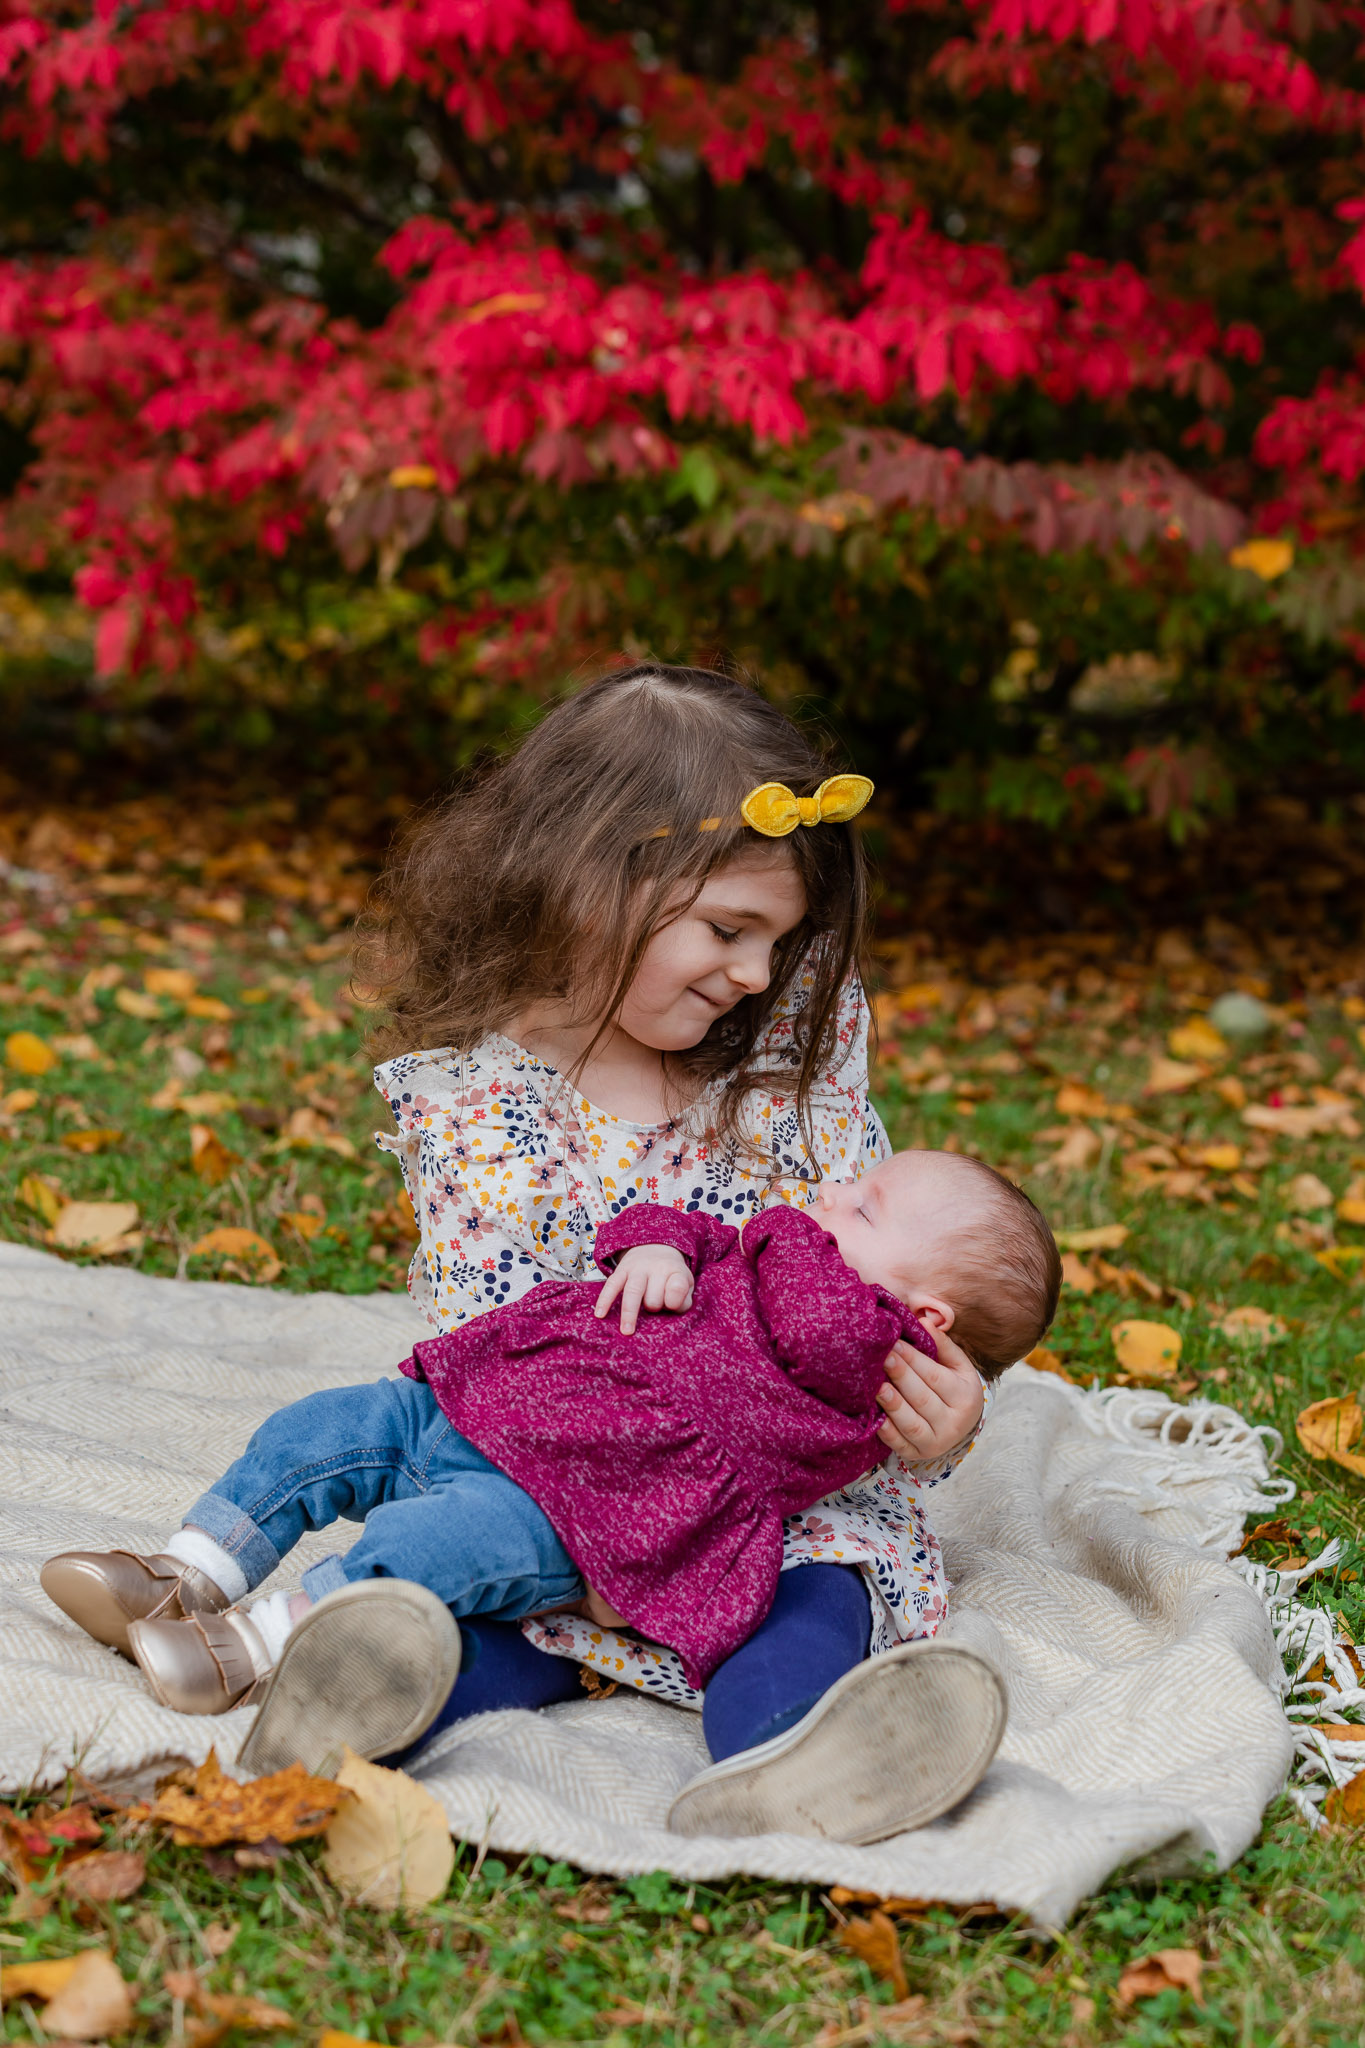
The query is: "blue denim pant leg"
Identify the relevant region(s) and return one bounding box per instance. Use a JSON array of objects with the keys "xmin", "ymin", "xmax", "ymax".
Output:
[{"xmin": 182, "ymin": 1376, "xmax": 585, "ymax": 1620}]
